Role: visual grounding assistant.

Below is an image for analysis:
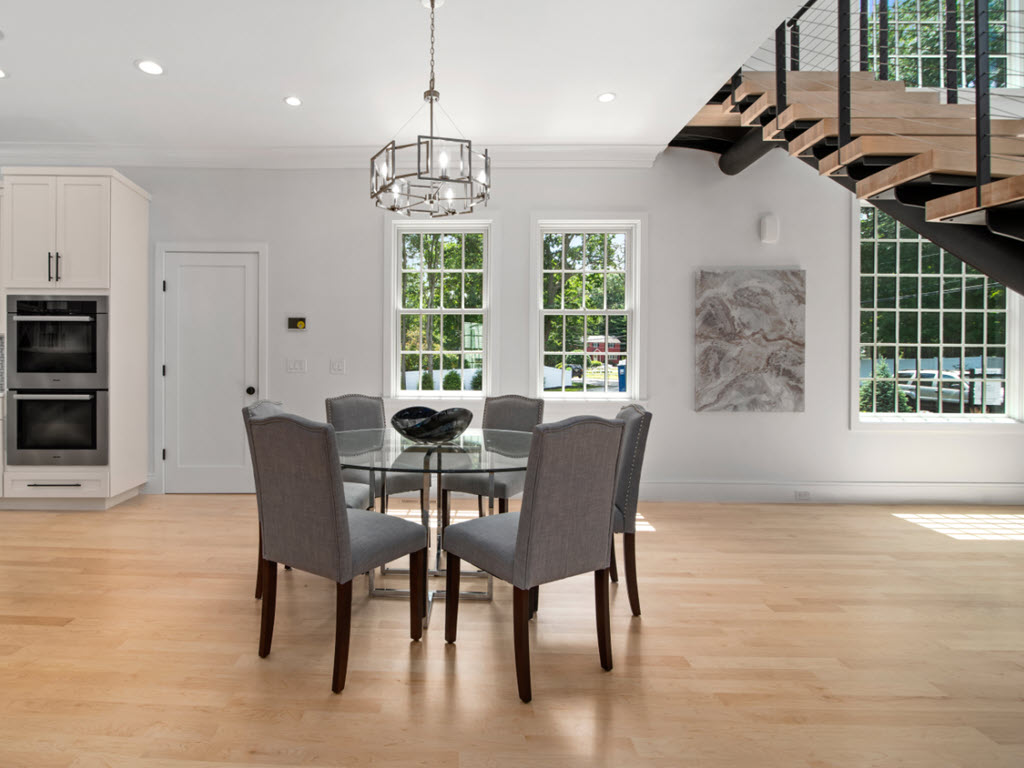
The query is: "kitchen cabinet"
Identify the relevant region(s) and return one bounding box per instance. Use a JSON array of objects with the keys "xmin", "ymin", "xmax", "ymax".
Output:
[
  {"xmin": 0, "ymin": 167, "xmax": 150, "ymax": 509},
  {"xmin": 1, "ymin": 174, "xmax": 110, "ymax": 289}
]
